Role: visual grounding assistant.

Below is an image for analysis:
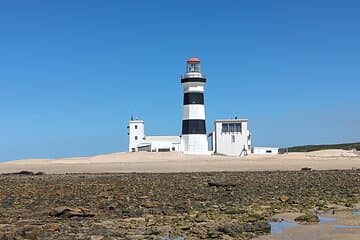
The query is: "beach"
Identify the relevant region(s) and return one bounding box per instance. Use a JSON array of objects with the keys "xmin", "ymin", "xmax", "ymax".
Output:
[
  {"xmin": 1, "ymin": 149, "xmax": 359, "ymax": 174},
  {"xmin": 0, "ymin": 150, "xmax": 359, "ymax": 239}
]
